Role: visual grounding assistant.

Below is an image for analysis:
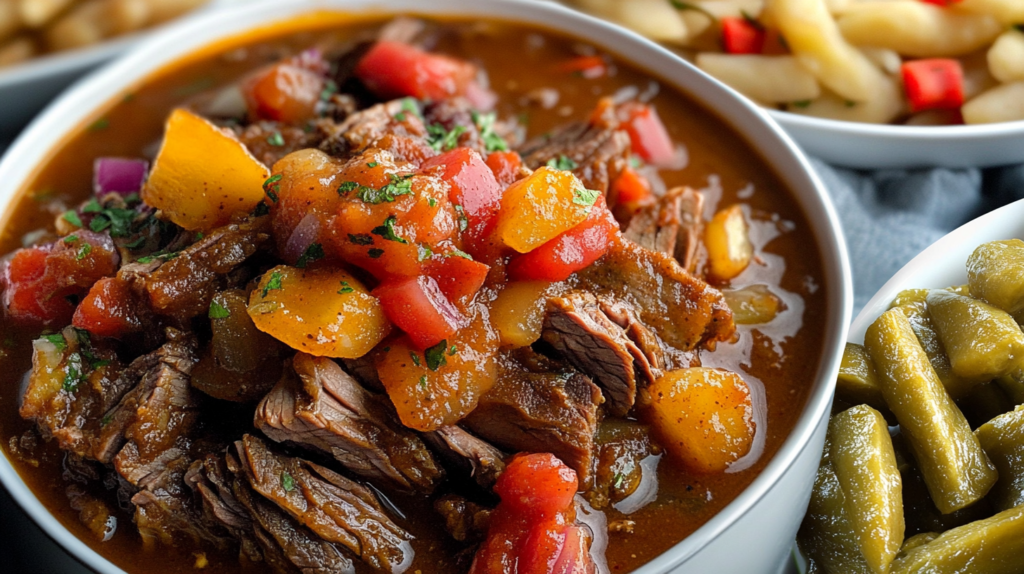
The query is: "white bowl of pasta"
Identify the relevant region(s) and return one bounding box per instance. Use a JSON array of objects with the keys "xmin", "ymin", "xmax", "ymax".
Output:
[{"xmin": 566, "ymin": 0, "xmax": 1024, "ymax": 169}]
